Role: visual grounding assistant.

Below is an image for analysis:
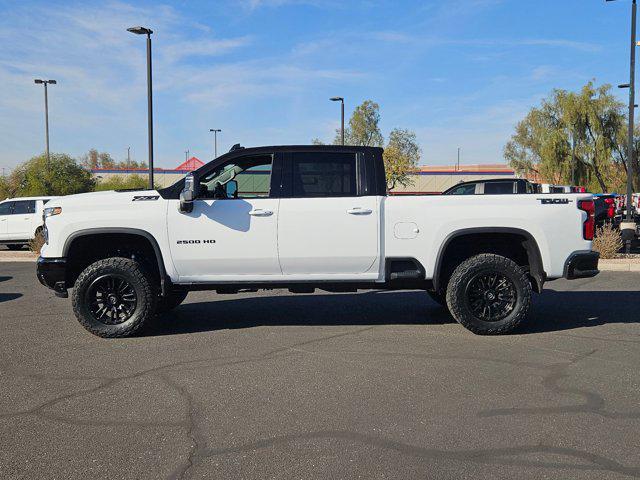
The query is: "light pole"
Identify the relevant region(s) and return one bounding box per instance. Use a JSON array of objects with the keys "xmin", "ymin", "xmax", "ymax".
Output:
[
  {"xmin": 210, "ymin": 129, "xmax": 221, "ymax": 158},
  {"xmin": 127, "ymin": 26, "xmax": 154, "ymax": 189},
  {"xmin": 608, "ymin": 0, "xmax": 637, "ymax": 252},
  {"xmin": 34, "ymin": 79, "xmax": 56, "ymax": 165},
  {"xmin": 330, "ymin": 97, "xmax": 344, "ymax": 145},
  {"xmin": 185, "ymin": 150, "xmax": 189, "ymax": 163}
]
